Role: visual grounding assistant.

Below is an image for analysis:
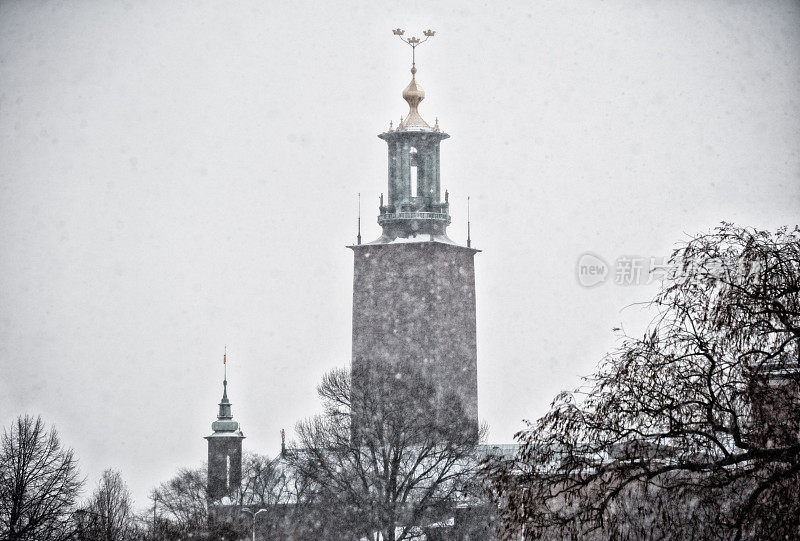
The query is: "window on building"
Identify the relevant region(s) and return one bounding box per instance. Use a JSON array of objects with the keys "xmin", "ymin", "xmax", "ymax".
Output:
[{"xmin": 410, "ymin": 147, "xmax": 418, "ymax": 197}]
